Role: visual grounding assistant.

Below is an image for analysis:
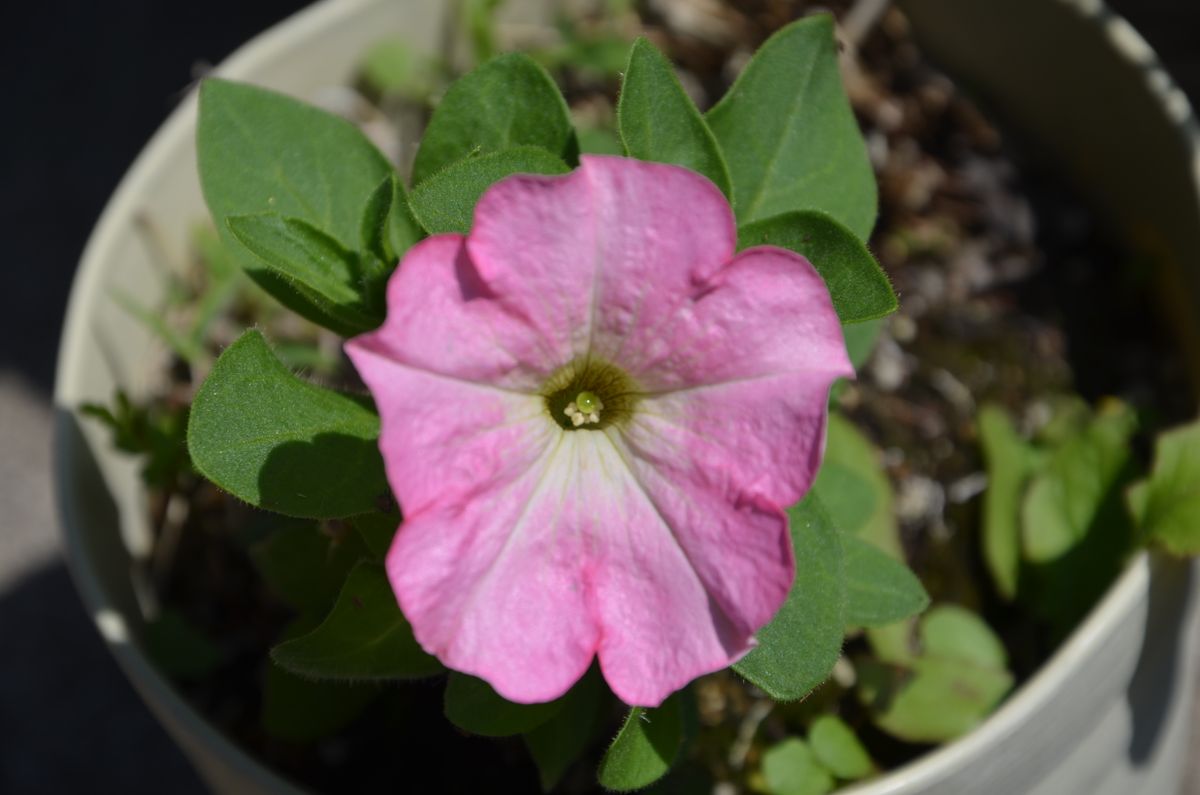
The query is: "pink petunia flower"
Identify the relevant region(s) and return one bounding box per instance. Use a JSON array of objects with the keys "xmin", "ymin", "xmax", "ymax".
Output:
[{"xmin": 345, "ymin": 155, "xmax": 853, "ymax": 707}]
